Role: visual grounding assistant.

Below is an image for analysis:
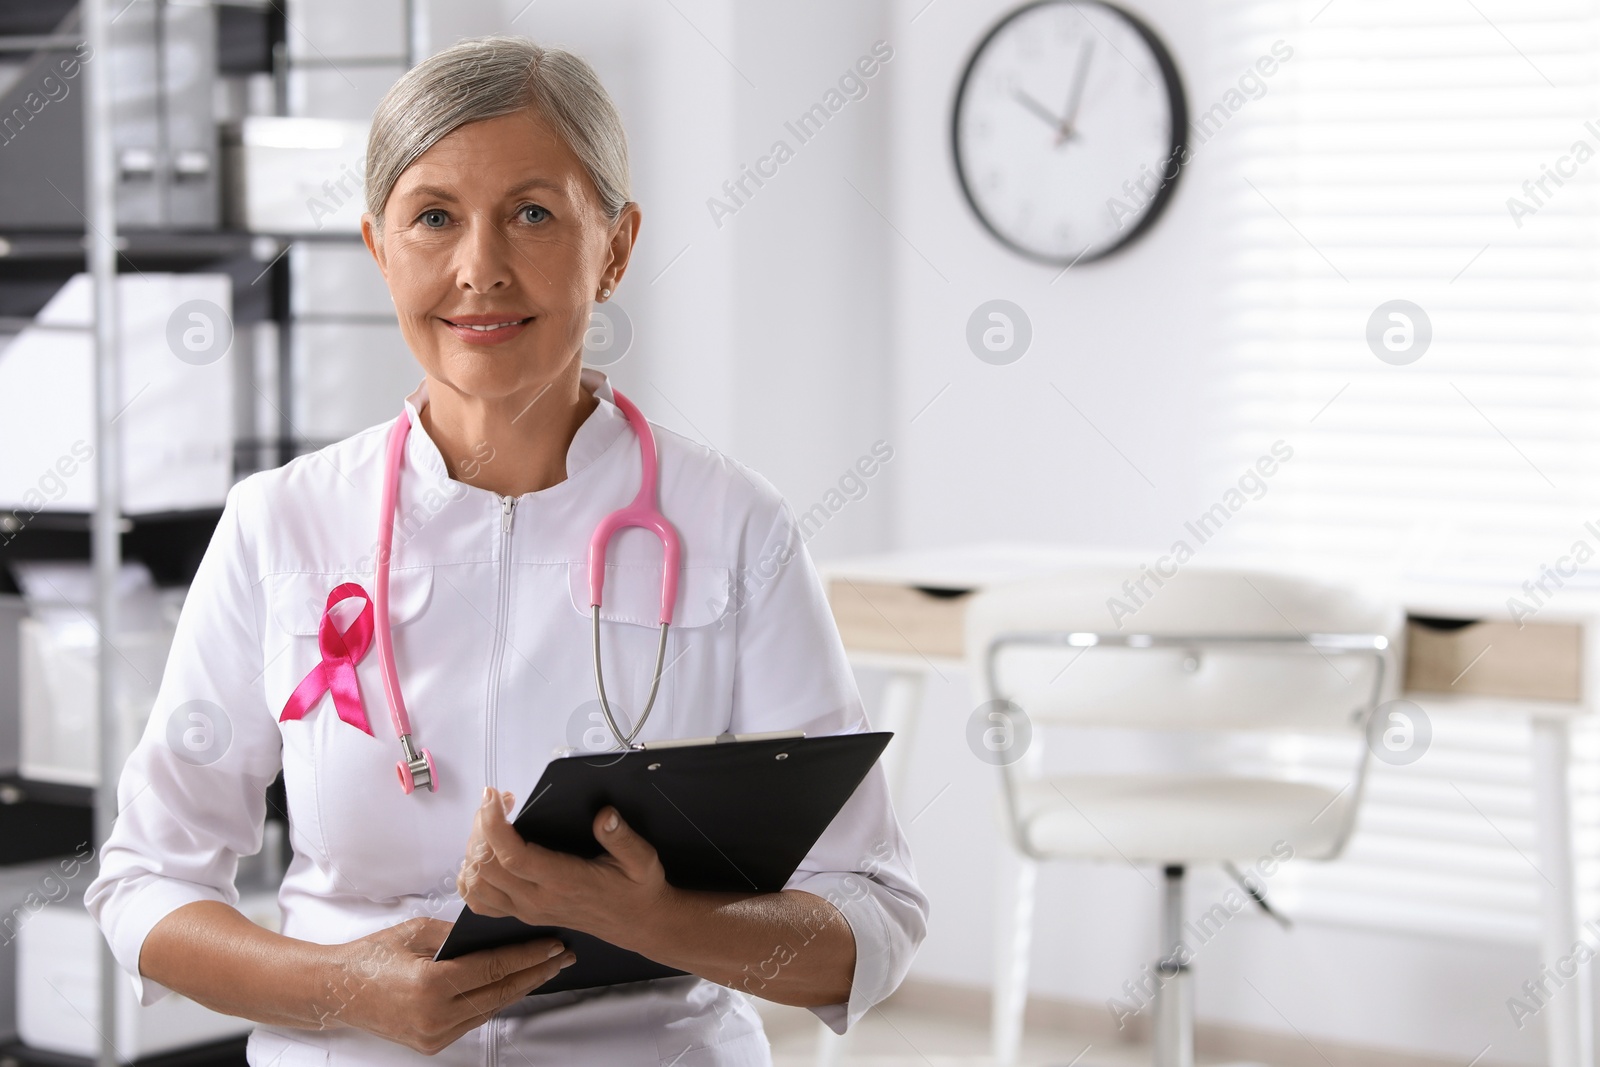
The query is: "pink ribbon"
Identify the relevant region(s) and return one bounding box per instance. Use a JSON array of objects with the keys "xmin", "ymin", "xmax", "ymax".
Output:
[{"xmin": 278, "ymin": 582, "xmax": 376, "ymax": 736}]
